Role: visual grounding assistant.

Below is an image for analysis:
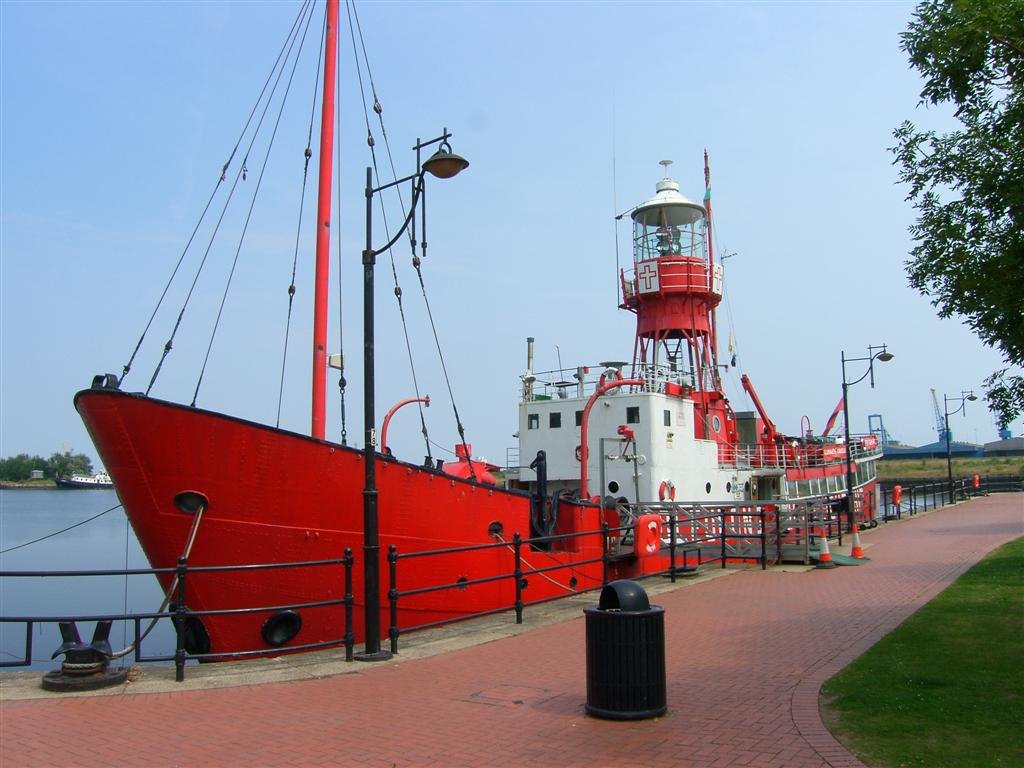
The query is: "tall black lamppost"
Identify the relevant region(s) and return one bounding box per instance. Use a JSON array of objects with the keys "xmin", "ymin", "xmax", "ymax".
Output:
[
  {"xmin": 841, "ymin": 344, "xmax": 893, "ymax": 532},
  {"xmin": 944, "ymin": 390, "xmax": 977, "ymax": 504},
  {"xmin": 357, "ymin": 129, "xmax": 469, "ymax": 661}
]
